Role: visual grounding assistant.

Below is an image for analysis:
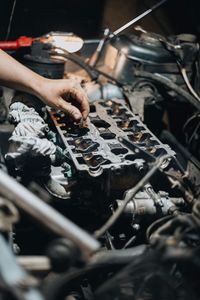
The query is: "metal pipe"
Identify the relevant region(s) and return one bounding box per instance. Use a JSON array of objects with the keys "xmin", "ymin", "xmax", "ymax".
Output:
[
  {"xmin": 88, "ymin": 28, "xmax": 110, "ymax": 67},
  {"xmin": 17, "ymin": 245, "xmax": 146, "ymax": 272},
  {"xmin": 17, "ymin": 256, "xmax": 51, "ymax": 273},
  {"xmin": 0, "ymin": 170, "xmax": 100, "ymax": 261},
  {"xmin": 112, "ymin": 0, "xmax": 169, "ymax": 36},
  {"xmin": 90, "ymin": 245, "xmax": 146, "ymax": 267},
  {"xmin": 0, "ymin": 234, "xmax": 44, "ymax": 300}
]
